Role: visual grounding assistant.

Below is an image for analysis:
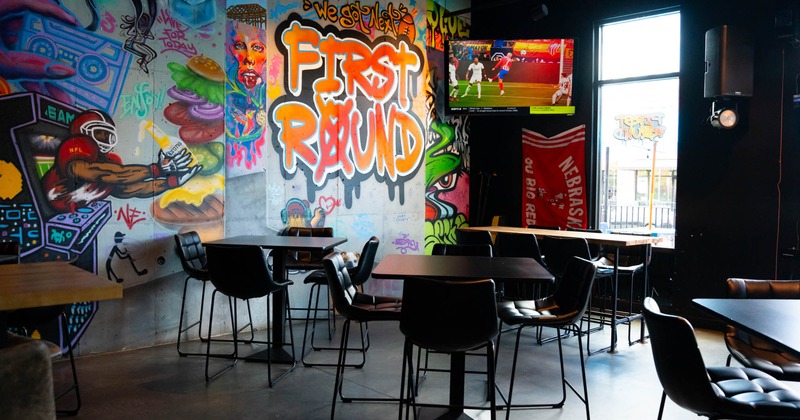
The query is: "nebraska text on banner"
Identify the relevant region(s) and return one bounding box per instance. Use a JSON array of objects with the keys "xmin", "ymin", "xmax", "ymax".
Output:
[{"xmin": 521, "ymin": 125, "xmax": 588, "ymax": 229}]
